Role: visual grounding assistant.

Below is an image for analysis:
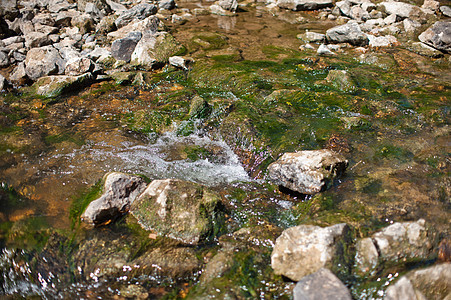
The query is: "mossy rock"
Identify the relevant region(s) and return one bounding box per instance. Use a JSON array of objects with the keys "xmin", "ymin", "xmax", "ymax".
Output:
[
  {"xmin": 33, "ymin": 73, "xmax": 94, "ymax": 98},
  {"xmin": 130, "ymin": 179, "xmax": 225, "ymax": 245}
]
